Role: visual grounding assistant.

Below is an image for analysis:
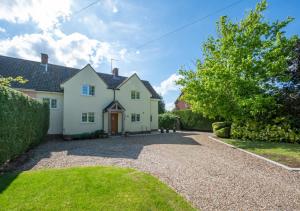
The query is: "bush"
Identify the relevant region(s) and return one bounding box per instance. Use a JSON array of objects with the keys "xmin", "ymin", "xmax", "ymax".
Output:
[
  {"xmin": 67, "ymin": 130, "xmax": 108, "ymax": 140},
  {"xmin": 231, "ymin": 121, "xmax": 300, "ymax": 143},
  {"xmin": 159, "ymin": 113, "xmax": 178, "ymax": 129},
  {"xmin": 212, "ymin": 122, "xmax": 231, "ymax": 138},
  {"xmin": 0, "ymin": 86, "xmax": 49, "ymax": 166},
  {"xmin": 173, "ymin": 110, "xmax": 214, "ymax": 131}
]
